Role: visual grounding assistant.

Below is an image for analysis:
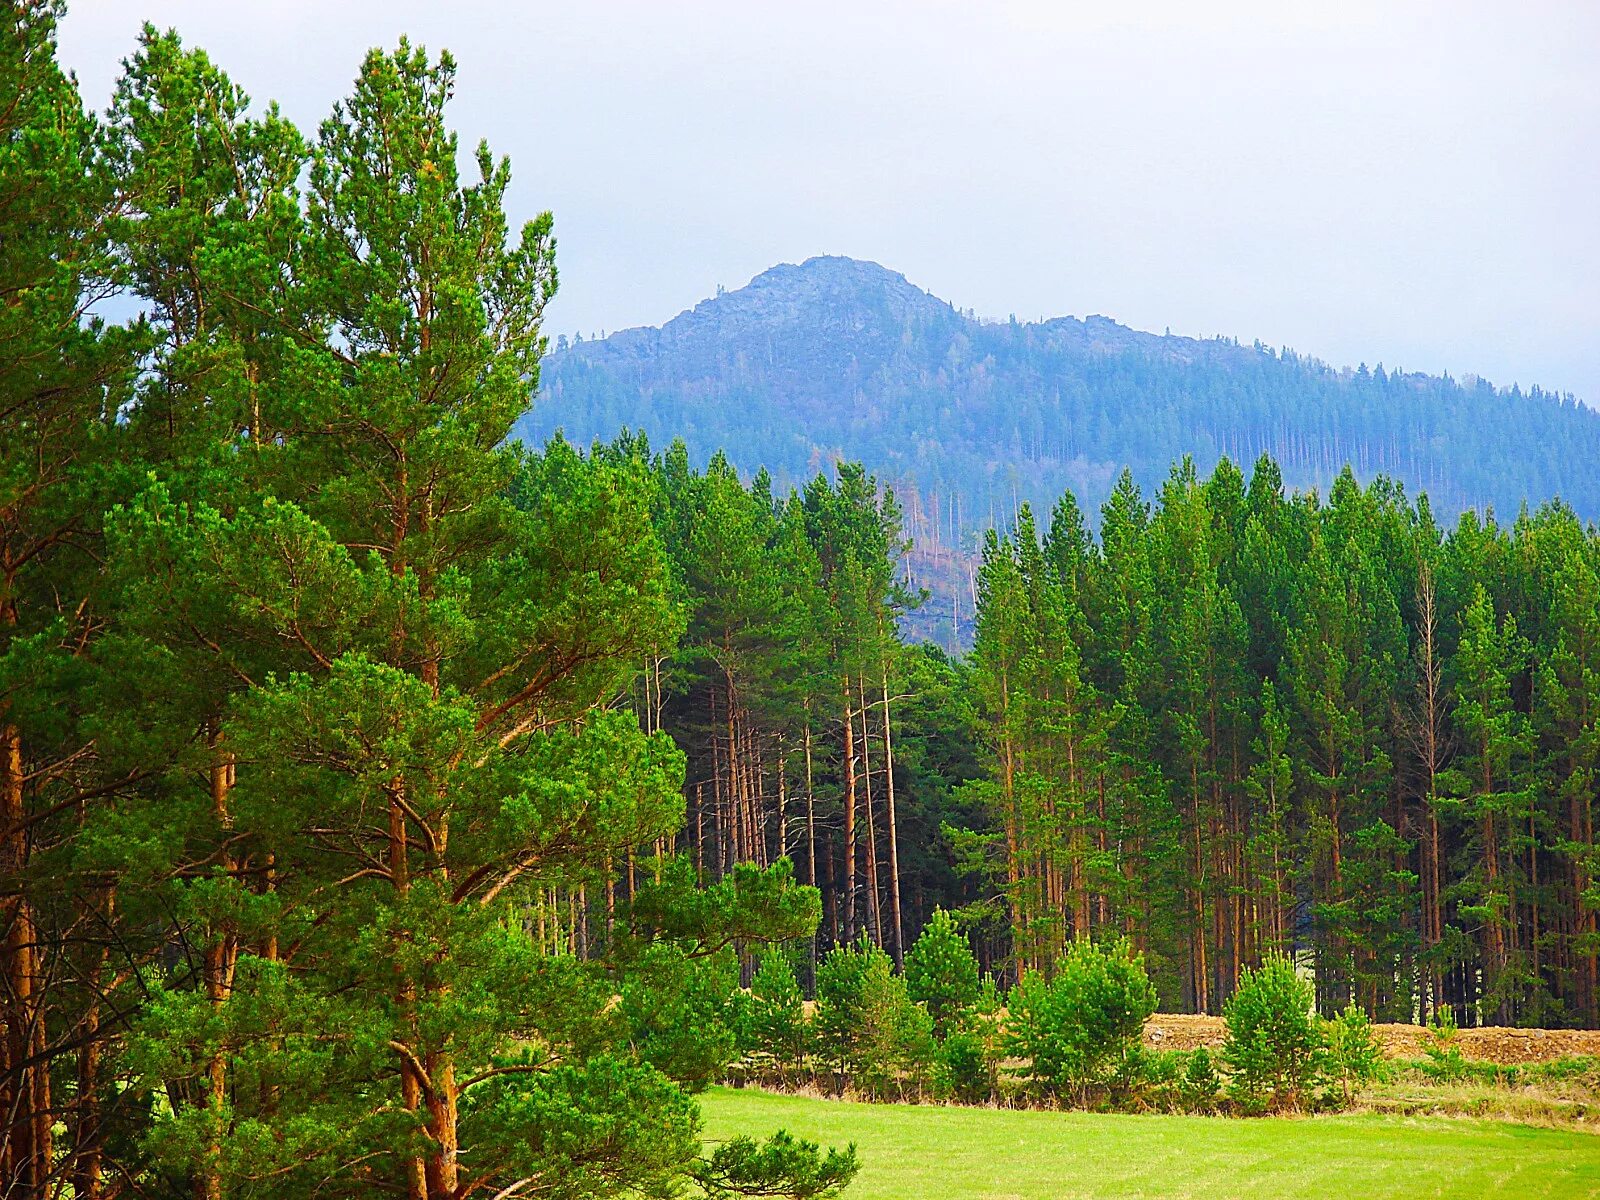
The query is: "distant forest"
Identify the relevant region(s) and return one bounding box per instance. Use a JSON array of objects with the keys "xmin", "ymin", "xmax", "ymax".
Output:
[{"xmin": 518, "ymin": 256, "xmax": 1600, "ymax": 644}]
